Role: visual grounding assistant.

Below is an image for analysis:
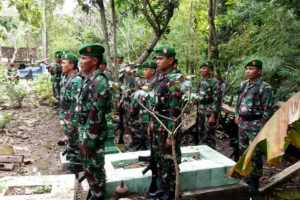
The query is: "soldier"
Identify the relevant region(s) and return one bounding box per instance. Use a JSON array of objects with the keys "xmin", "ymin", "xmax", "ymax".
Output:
[
  {"xmin": 76, "ymin": 44, "xmax": 109, "ymax": 200},
  {"xmin": 60, "ymin": 51, "xmax": 83, "ymax": 176},
  {"xmin": 194, "ymin": 60, "xmax": 221, "ymax": 149},
  {"xmin": 234, "ymin": 59, "xmax": 274, "ymax": 195},
  {"xmin": 5, "ymin": 63, "xmax": 20, "ymax": 84},
  {"xmin": 148, "ymin": 46, "xmax": 183, "ymax": 200},
  {"xmin": 49, "ymin": 51, "xmax": 63, "ymax": 105},
  {"xmin": 117, "ymin": 54, "xmax": 125, "ymax": 65},
  {"xmin": 130, "ymin": 60, "xmax": 157, "ymax": 151},
  {"xmin": 99, "ymin": 57, "xmax": 114, "ymax": 81}
]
